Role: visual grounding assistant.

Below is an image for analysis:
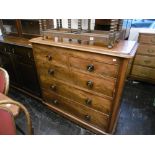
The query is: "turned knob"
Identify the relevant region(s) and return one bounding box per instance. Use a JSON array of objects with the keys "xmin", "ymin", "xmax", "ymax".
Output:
[
  {"xmin": 48, "ymin": 69, "xmax": 55, "ymax": 75},
  {"xmin": 53, "ymin": 99, "xmax": 59, "ymax": 105},
  {"xmin": 86, "ymin": 80, "xmax": 93, "ymax": 88},
  {"xmin": 50, "ymin": 85, "xmax": 57, "ymax": 91},
  {"xmin": 85, "ymin": 98, "xmax": 92, "ymax": 106},
  {"xmin": 46, "ymin": 55, "xmax": 52, "ymax": 61},
  {"xmin": 87, "ymin": 64, "xmax": 94, "ymax": 72},
  {"xmin": 84, "ymin": 115, "xmax": 91, "ymax": 121}
]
